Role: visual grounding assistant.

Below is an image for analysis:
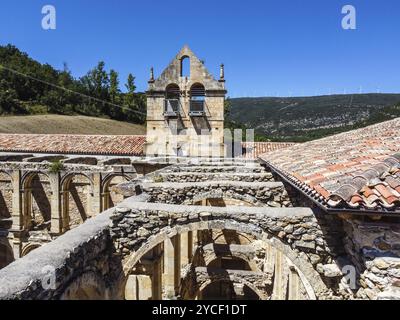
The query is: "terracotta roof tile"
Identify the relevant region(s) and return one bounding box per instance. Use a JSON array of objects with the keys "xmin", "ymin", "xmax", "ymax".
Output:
[
  {"xmin": 0, "ymin": 134, "xmax": 146, "ymax": 156},
  {"xmin": 375, "ymin": 184, "xmax": 393, "ymax": 199},
  {"xmin": 241, "ymin": 142, "xmax": 296, "ymax": 158},
  {"xmin": 259, "ymin": 118, "xmax": 400, "ymax": 213}
]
